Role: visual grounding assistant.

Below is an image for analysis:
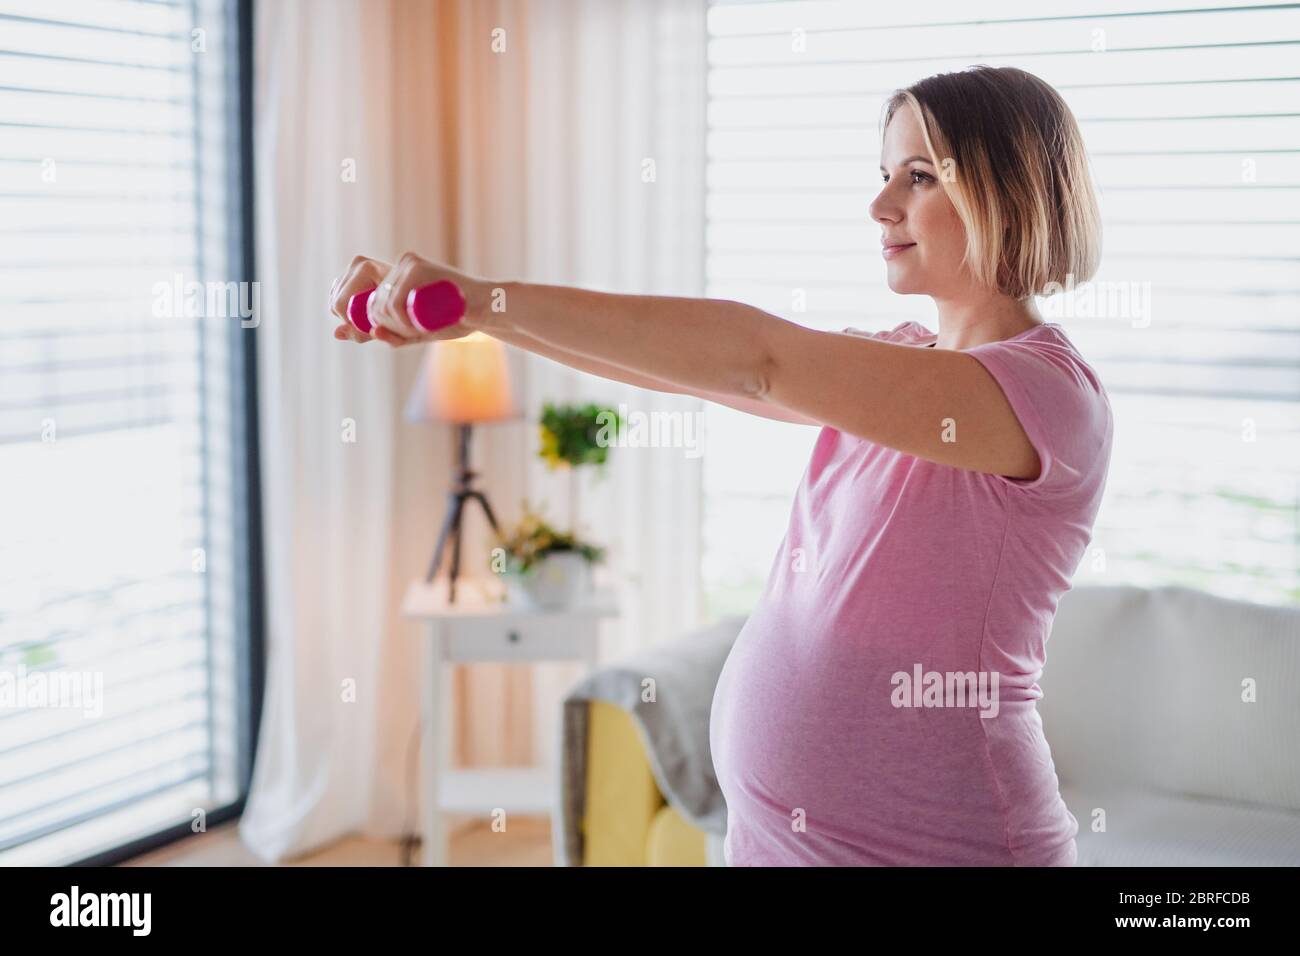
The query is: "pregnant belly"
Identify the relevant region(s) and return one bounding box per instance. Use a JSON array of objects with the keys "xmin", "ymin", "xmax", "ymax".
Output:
[{"xmin": 708, "ymin": 615, "xmax": 1063, "ymax": 864}]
